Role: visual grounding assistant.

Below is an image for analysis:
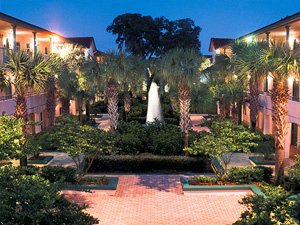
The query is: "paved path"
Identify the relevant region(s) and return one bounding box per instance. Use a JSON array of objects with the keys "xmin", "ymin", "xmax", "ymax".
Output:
[{"xmin": 63, "ymin": 175, "xmax": 249, "ymax": 225}]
